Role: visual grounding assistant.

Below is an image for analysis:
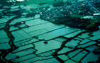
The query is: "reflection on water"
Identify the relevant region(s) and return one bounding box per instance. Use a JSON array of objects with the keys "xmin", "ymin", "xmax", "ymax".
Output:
[{"xmin": 0, "ymin": 0, "xmax": 100, "ymax": 63}]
